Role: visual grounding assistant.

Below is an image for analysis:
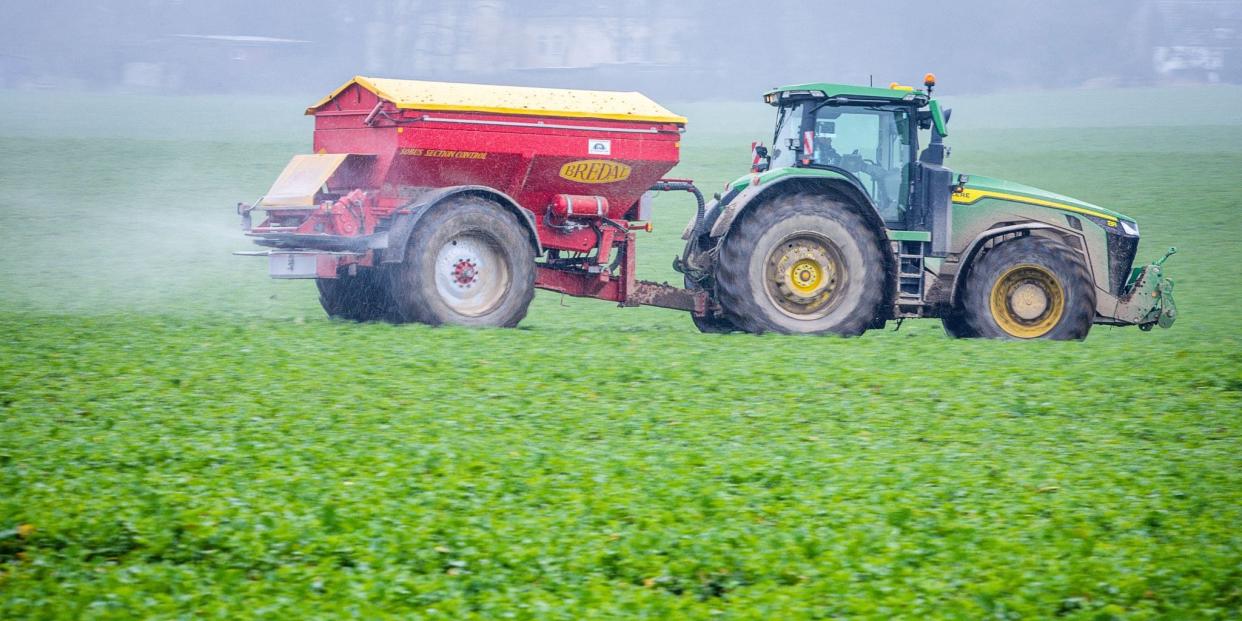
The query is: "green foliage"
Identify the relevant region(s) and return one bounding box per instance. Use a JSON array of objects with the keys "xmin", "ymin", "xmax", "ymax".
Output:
[{"xmin": 1, "ymin": 89, "xmax": 1241, "ymax": 619}]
